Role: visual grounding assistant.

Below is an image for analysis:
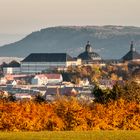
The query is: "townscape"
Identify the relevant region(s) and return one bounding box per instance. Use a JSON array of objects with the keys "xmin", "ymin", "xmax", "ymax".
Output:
[
  {"xmin": 0, "ymin": 41, "xmax": 140, "ymax": 102},
  {"xmin": 1, "ymin": 0, "xmax": 140, "ymax": 139}
]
